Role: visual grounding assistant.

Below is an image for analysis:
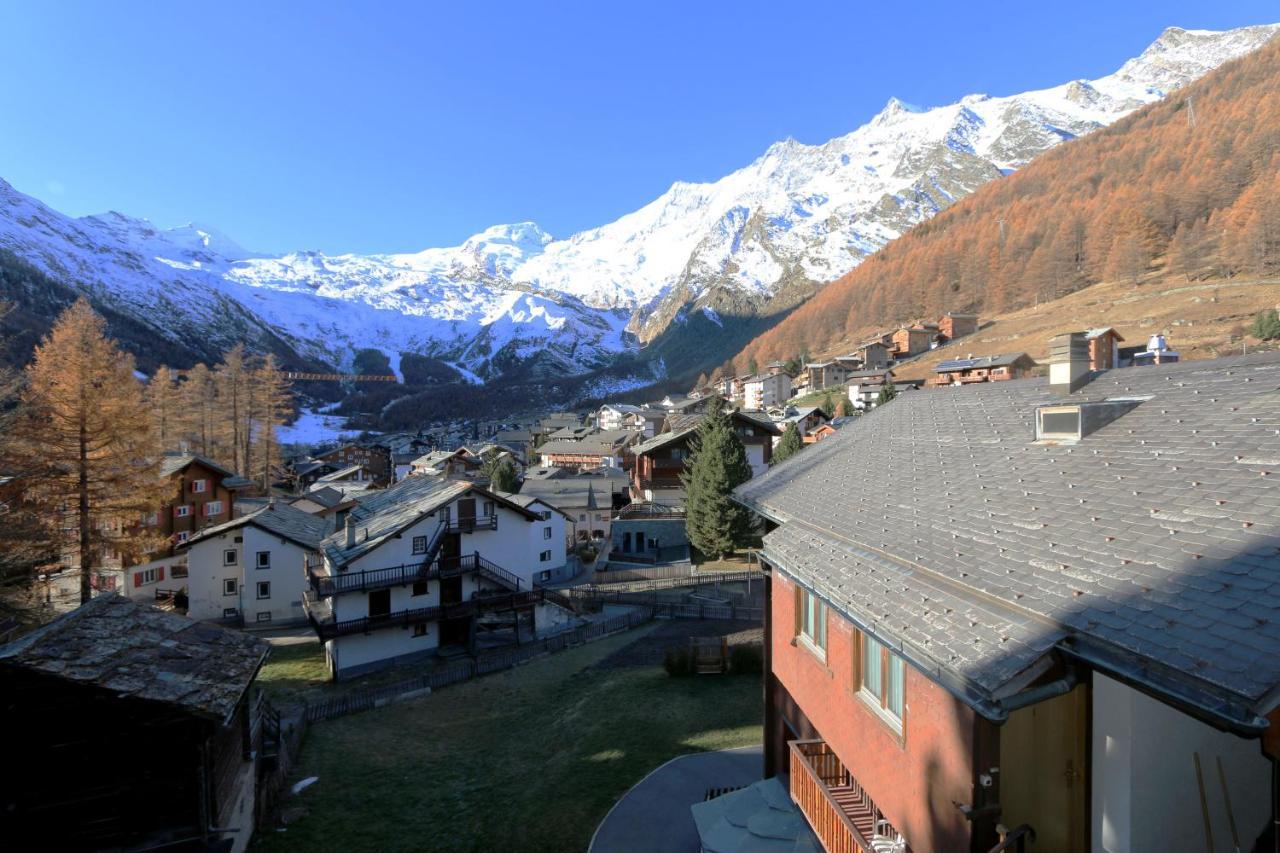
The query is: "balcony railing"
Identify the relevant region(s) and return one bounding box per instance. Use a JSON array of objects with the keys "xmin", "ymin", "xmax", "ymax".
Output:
[
  {"xmin": 309, "ymin": 551, "xmax": 520, "ymax": 599},
  {"xmin": 307, "ymin": 586, "xmax": 548, "ymax": 641},
  {"xmin": 446, "ymin": 514, "xmax": 498, "ymax": 534},
  {"xmin": 788, "ymin": 739, "xmax": 908, "ymax": 853}
]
